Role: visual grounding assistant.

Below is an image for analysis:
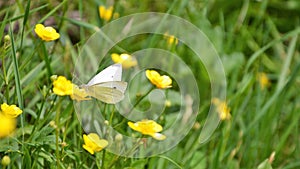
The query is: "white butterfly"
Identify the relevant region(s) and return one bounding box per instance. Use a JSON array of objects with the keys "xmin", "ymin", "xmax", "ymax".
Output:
[{"xmin": 81, "ymin": 64, "xmax": 127, "ymax": 104}]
